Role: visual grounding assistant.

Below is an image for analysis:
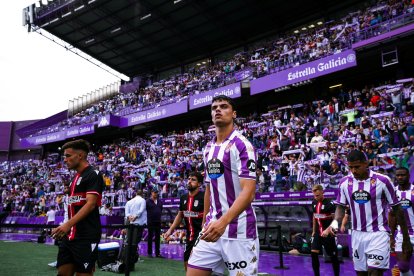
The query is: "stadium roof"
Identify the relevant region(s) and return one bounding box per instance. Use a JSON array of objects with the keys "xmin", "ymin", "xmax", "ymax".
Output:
[{"xmin": 31, "ymin": 0, "xmax": 362, "ymax": 78}]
